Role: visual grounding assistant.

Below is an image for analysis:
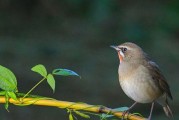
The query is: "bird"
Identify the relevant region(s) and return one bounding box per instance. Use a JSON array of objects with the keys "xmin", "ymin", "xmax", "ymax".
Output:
[{"xmin": 110, "ymin": 42, "xmax": 173, "ymax": 120}]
